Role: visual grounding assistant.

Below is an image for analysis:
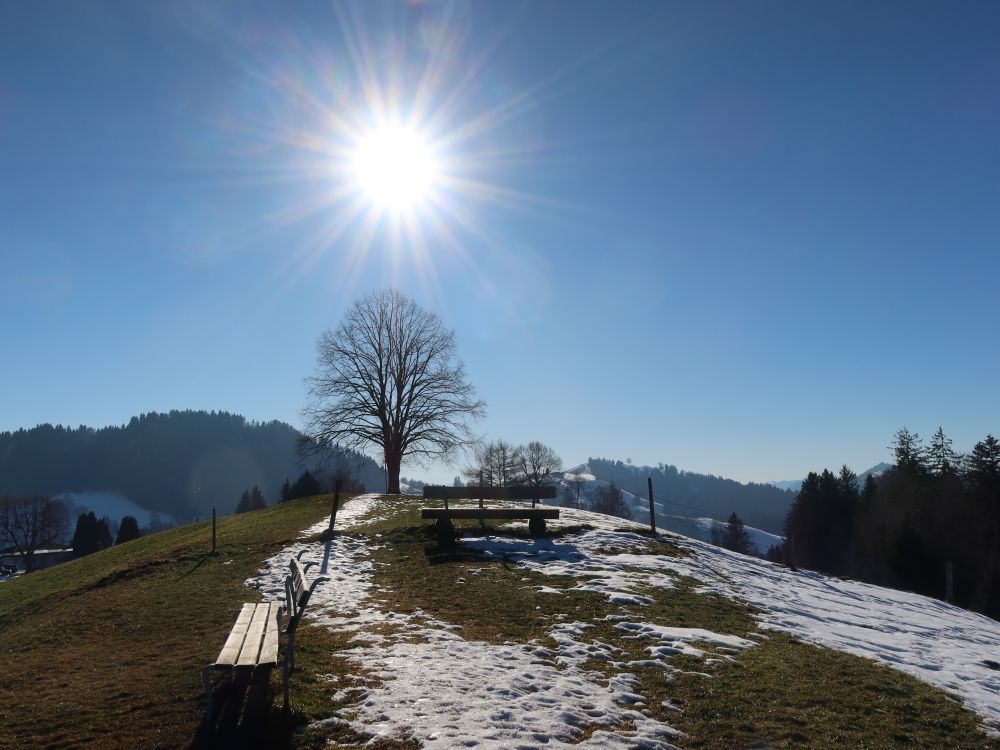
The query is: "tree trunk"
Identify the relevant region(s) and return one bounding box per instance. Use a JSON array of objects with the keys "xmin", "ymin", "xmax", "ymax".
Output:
[{"xmin": 385, "ymin": 451, "xmax": 401, "ymax": 495}]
